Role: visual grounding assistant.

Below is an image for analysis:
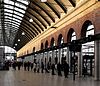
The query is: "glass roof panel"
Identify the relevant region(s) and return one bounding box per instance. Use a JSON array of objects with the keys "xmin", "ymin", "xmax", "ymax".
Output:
[
  {"xmin": 17, "ymin": 0, "xmax": 29, "ymax": 5},
  {"xmin": 15, "ymin": 7, "xmax": 25, "ymax": 13},
  {"xmin": 13, "ymin": 15, "xmax": 22, "ymax": 20},
  {"xmin": 13, "ymin": 18, "xmax": 21, "ymax": 23},
  {"xmin": 2, "ymin": 0, "xmax": 29, "ymax": 47},
  {"xmin": 5, "ymin": 9, "xmax": 13, "ymax": 13},
  {"xmin": 4, "ymin": 0, "xmax": 14, "ymax": 5},
  {"xmin": 10, "ymin": 23, "xmax": 19, "ymax": 27},
  {"xmin": 11, "ymin": 21, "xmax": 20, "ymax": 25},
  {"xmin": 15, "ymin": 3, "xmax": 27, "ymax": 10},
  {"xmin": 14, "ymin": 11, "xmax": 24, "ymax": 17},
  {"xmin": 5, "ymin": 16, "xmax": 12, "ymax": 19},
  {"xmin": 4, "ymin": 13, "xmax": 12, "ymax": 16},
  {"xmin": 4, "ymin": 5, "xmax": 14, "ymax": 9}
]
